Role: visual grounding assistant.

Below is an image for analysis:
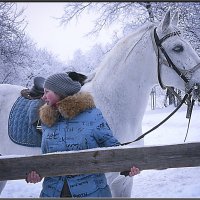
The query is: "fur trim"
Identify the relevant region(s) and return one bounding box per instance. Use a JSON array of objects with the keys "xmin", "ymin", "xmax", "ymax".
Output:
[
  {"xmin": 39, "ymin": 104, "xmax": 60, "ymax": 127},
  {"xmin": 39, "ymin": 92, "xmax": 95, "ymax": 127},
  {"xmin": 57, "ymin": 92, "xmax": 95, "ymax": 119}
]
